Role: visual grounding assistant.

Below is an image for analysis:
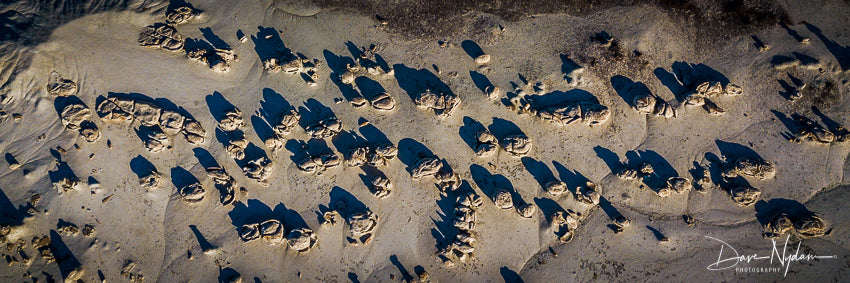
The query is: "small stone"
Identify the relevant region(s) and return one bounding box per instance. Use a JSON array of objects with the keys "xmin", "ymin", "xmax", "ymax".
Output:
[{"xmin": 474, "ymin": 54, "xmax": 491, "ymax": 64}]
